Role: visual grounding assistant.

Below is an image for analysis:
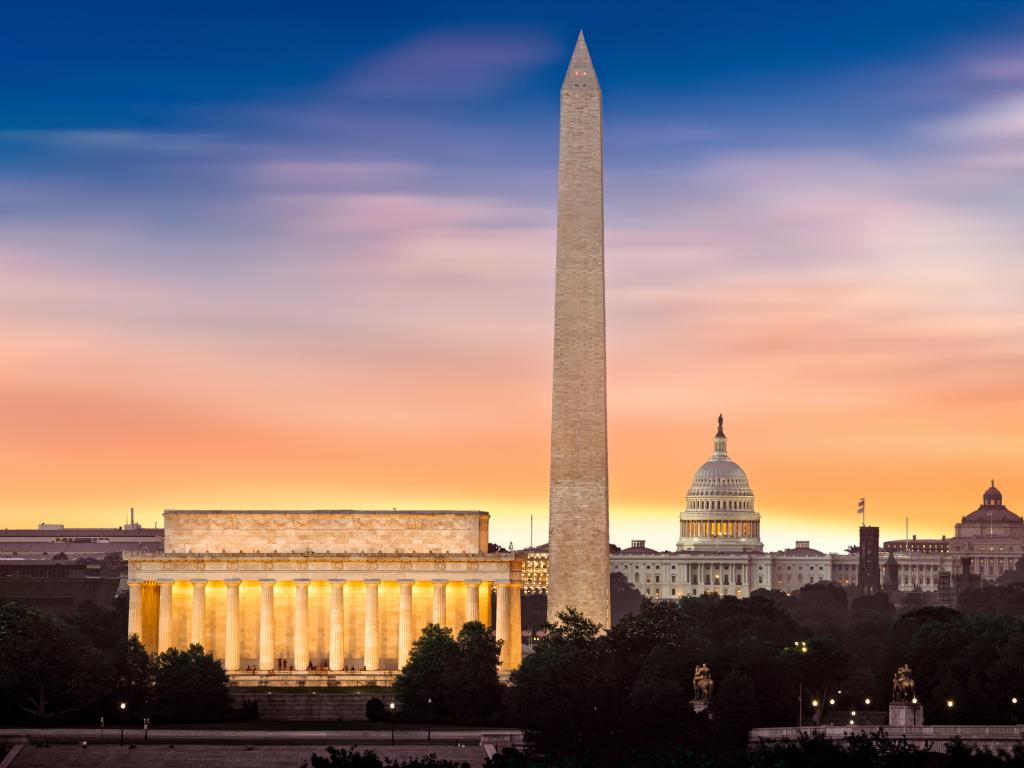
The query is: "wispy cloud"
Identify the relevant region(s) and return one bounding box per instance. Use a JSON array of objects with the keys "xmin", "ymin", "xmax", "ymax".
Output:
[{"xmin": 340, "ymin": 28, "xmax": 559, "ymax": 101}]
